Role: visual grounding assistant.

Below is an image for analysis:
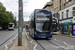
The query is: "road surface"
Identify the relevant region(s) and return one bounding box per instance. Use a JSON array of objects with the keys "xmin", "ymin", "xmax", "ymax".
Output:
[
  {"xmin": 0, "ymin": 29, "xmax": 18, "ymax": 50},
  {"xmin": 26, "ymin": 31, "xmax": 75, "ymax": 50}
]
